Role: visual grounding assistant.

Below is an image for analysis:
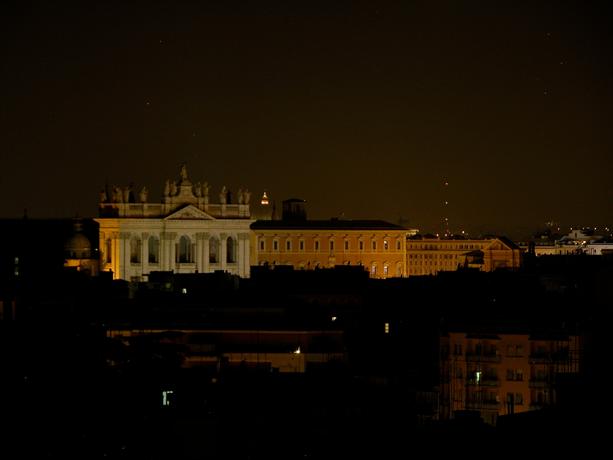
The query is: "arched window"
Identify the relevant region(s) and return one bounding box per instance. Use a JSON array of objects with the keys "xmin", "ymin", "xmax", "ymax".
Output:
[
  {"xmin": 178, "ymin": 235, "xmax": 192, "ymax": 263},
  {"xmin": 396, "ymin": 262, "xmax": 403, "ymax": 277},
  {"xmin": 383, "ymin": 264, "xmax": 389, "ymax": 277},
  {"xmin": 105, "ymin": 239, "xmax": 112, "ymax": 263},
  {"xmin": 209, "ymin": 237, "xmax": 219, "ymax": 264},
  {"xmin": 130, "ymin": 237, "xmax": 141, "ymax": 263},
  {"xmin": 227, "ymin": 236, "xmax": 236, "ymax": 263},
  {"xmin": 148, "ymin": 236, "xmax": 159, "ymax": 264},
  {"xmin": 371, "ymin": 263, "xmax": 377, "ymax": 276}
]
